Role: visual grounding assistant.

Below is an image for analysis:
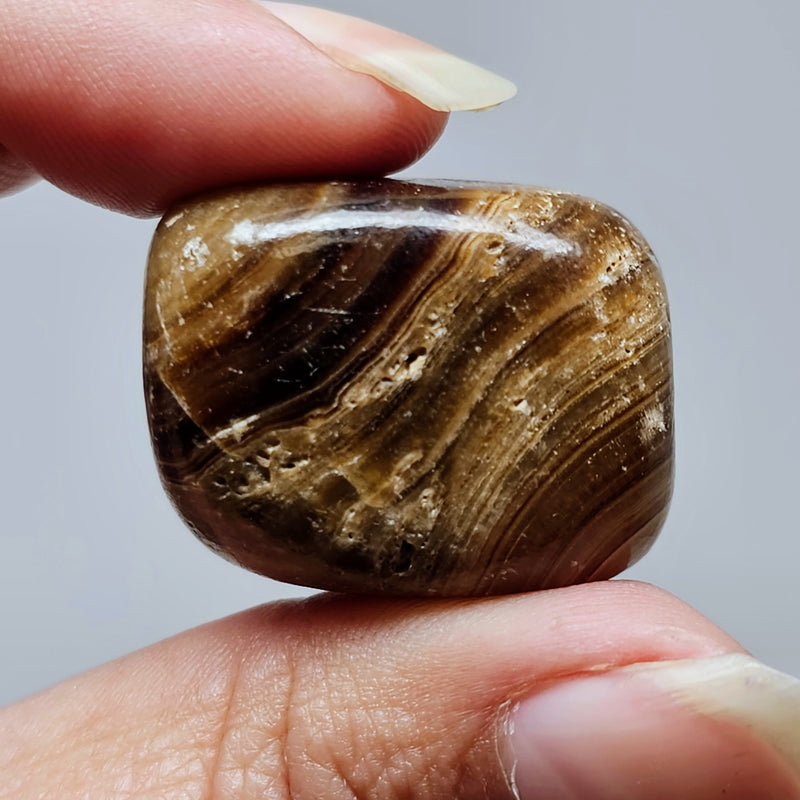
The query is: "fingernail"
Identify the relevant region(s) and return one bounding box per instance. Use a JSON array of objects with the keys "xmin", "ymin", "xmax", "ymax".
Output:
[
  {"xmin": 261, "ymin": 2, "xmax": 517, "ymax": 112},
  {"xmin": 504, "ymin": 654, "xmax": 800, "ymax": 799}
]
